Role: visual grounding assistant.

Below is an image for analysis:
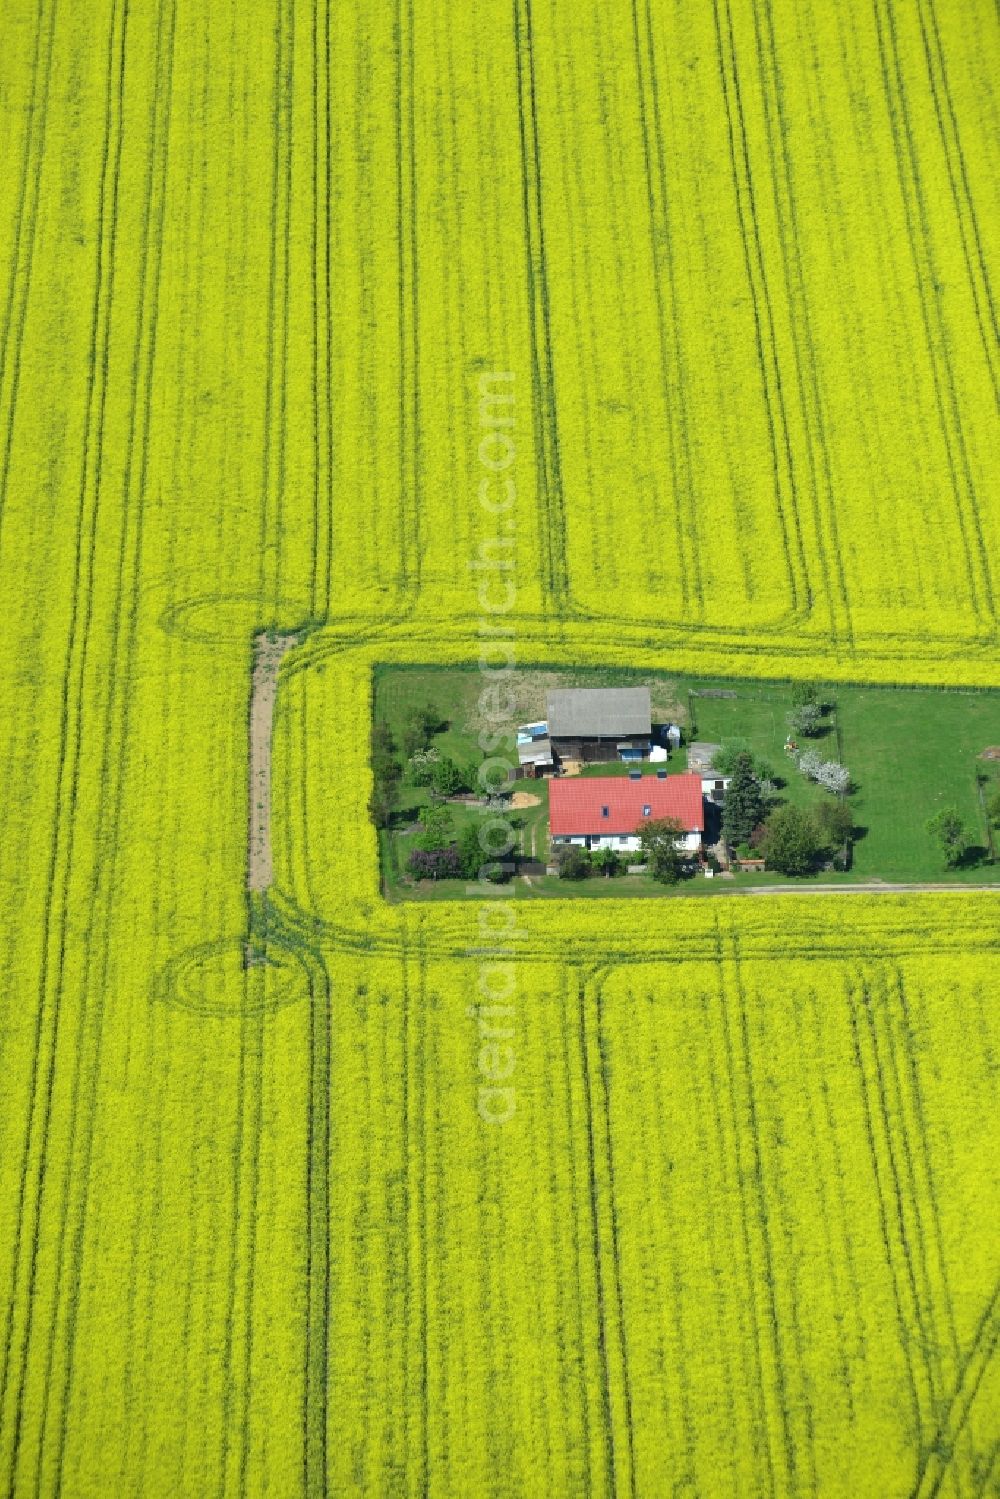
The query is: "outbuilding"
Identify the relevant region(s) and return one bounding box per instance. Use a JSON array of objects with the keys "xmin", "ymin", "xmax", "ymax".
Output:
[
  {"xmin": 516, "ymin": 720, "xmax": 555, "ymax": 773},
  {"xmin": 546, "ymin": 687, "xmax": 652, "ymax": 764}
]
